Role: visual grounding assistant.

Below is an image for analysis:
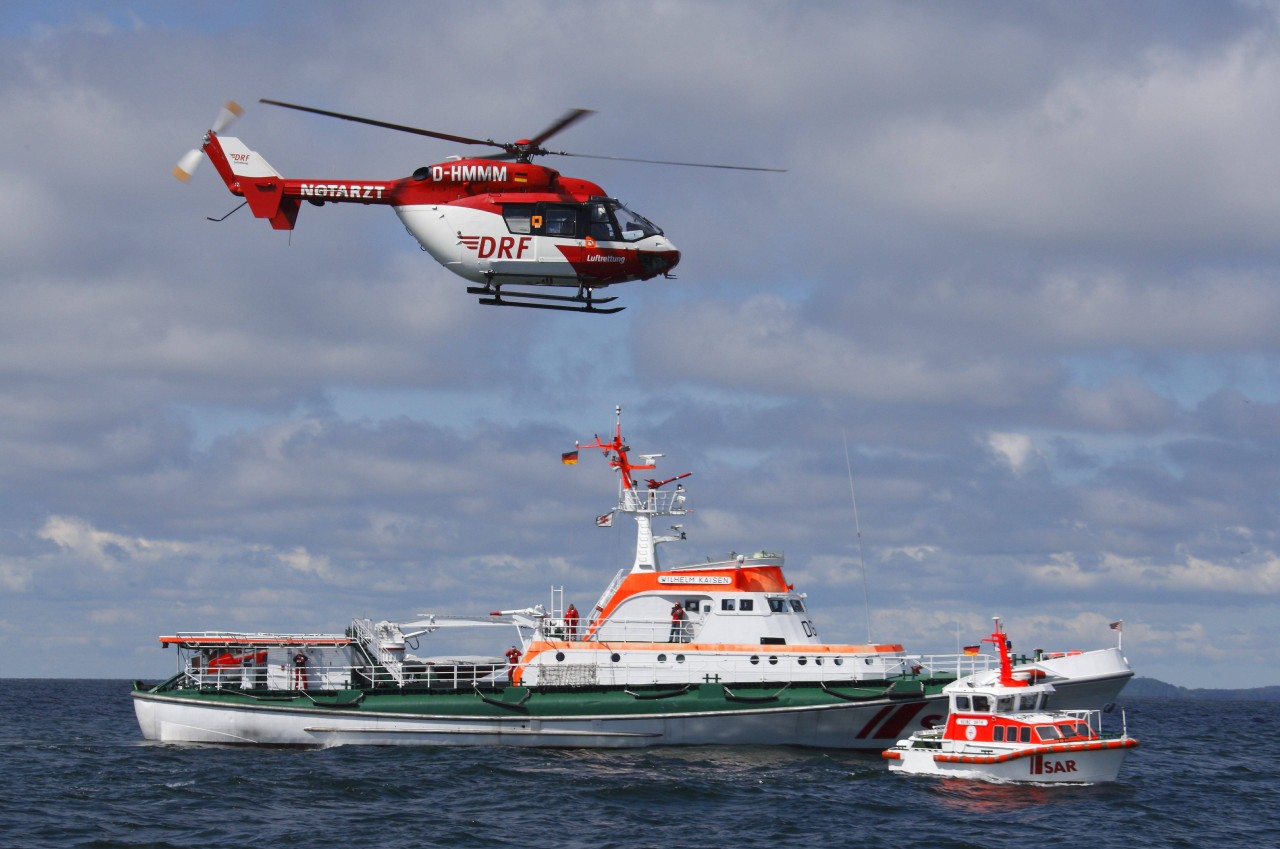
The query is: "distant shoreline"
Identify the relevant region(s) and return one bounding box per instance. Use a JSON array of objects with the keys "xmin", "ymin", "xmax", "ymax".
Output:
[{"xmin": 1124, "ymin": 677, "xmax": 1280, "ymax": 701}]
